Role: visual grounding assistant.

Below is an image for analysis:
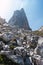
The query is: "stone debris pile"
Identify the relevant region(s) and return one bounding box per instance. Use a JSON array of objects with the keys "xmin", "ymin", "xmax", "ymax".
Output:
[{"xmin": 0, "ymin": 17, "xmax": 43, "ymax": 65}]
